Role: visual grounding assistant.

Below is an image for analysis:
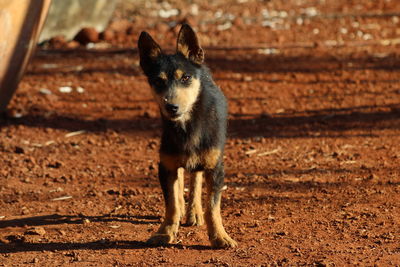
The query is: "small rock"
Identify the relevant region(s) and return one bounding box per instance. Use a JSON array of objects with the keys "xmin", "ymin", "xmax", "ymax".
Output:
[
  {"xmin": 59, "ymin": 86, "xmax": 72, "ymax": 93},
  {"xmin": 47, "ymin": 161, "xmax": 63, "ymax": 169},
  {"xmin": 65, "ymin": 40, "xmax": 80, "ymax": 49},
  {"xmin": 276, "ymin": 231, "xmax": 288, "ymax": 236},
  {"xmin": 99, "ymin": 30, "xmax": 115, "ymax": 41},
  {"xmin": 14, "ymin": 146, "xmax": 25, "ymax": 154},
  {"xmin": 58, "ymin": 230, "xmax": 66, "ymax": 236},
  {"xmin": 25, "ymin": 227, "xmax": 46, "ymax": 236},
  {"xmin": 39, "ymin": 88, "xmax": 52, "ymax": 95},
  {"xmin": 74, "ymin": 27, "xmax": 99, "ymax": 45},
  {"xmin": 48, "ymin": 35, "xmax": 67, "ymax": 48},
  {"xmin": 148, "ymin": 141, "xmax": 157, "ymax": 150},
  {"xmin": 76, "ymin": 86, "xmax": 85, "ymax": 93}
]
